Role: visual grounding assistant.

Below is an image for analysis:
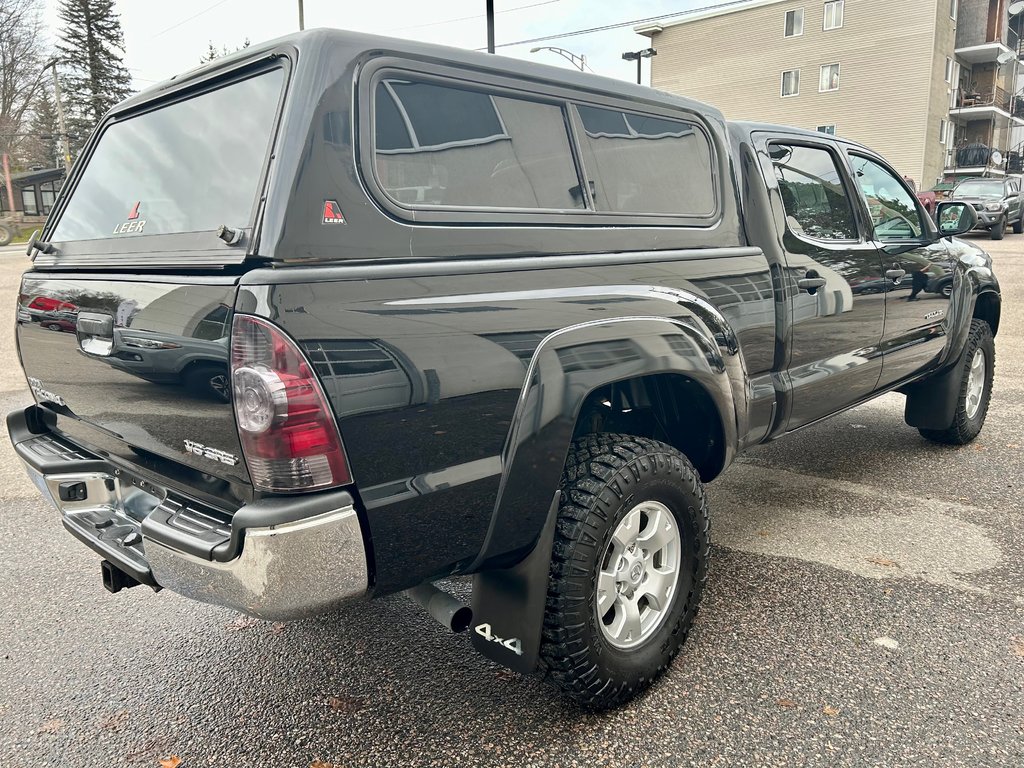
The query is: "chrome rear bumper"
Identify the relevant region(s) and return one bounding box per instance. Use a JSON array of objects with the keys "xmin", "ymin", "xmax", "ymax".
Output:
[{"xmin": 11, "ymin": 407, "xmax": 369, "ymax": 620}]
